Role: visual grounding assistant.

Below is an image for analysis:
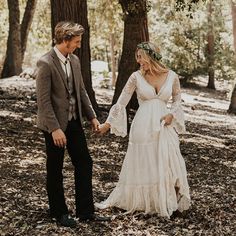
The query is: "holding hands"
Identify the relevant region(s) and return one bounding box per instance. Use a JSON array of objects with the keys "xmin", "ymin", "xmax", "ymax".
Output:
[
  {"xmin": 90, "ymin": 117, "xmax": 110, "ymax": 135},
  {"xmin": 52, "ymin": 118, "xmax": 101, "ymax": 148},
  {"xmin": 97, "ymin": 122, "xmax": 110, "ymax": 135},
  {"xmin": 91, "ymin": 118, "xmax": 100, "ymax": 132},
  {"xmin": 93, "ymin": 113, "xmax": 173, "ymax": 136},
  {"xmin": 92, "ymin": 114, "xmax": 173, "ymax": 137}
]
